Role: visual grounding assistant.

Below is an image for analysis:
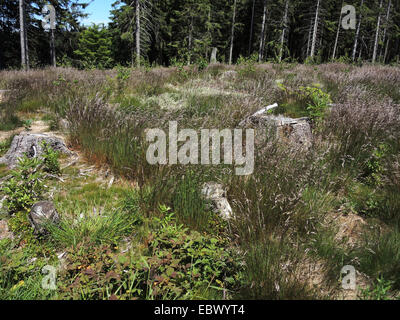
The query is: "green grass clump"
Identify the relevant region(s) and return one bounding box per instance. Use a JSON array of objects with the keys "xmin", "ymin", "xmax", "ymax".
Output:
[{"xmin": 237, "ymin": 240, "xmax": 316, "ymax": 300}]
